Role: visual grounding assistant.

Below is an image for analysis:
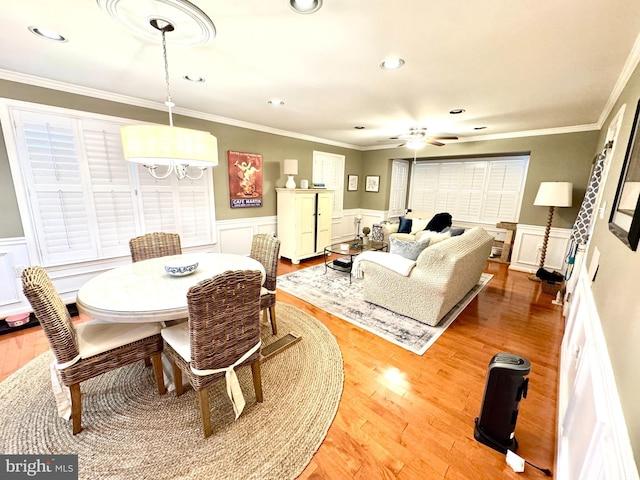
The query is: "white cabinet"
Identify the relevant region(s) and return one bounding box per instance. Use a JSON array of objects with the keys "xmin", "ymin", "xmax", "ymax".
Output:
[{"xmin": 277, "ymin": 188, "xmax": 333, "ymax": 264}]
